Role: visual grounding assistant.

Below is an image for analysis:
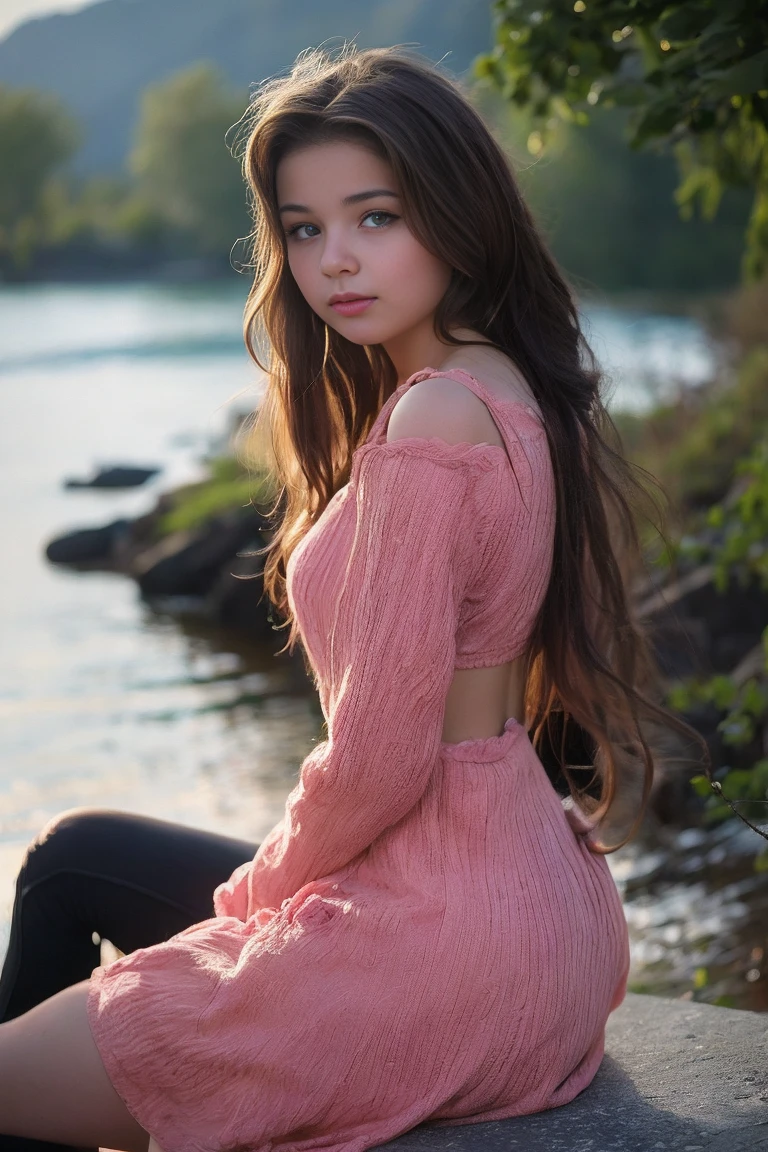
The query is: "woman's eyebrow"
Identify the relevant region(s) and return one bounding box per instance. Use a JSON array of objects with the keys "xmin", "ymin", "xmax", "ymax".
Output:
[{"xmin": 278, "ymin": 189, "xmax": 400, "ymax": 214}]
